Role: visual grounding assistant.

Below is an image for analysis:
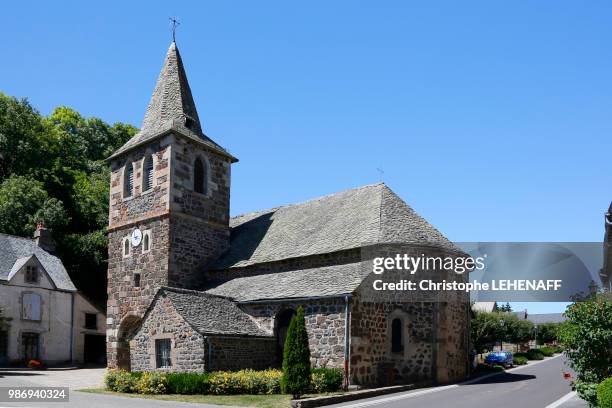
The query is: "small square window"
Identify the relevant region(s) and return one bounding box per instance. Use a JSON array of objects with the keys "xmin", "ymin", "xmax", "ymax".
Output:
[
  {"xmin": 134, "ymin": 273, "xmax": 141, "ymax": 288},
  {"xmin": 155, "ymin": 339, "xmax": 172, "ymax": 368},
  {"xmin": 85, "ymin": 313, "xmax": 97, "ymax": 330},
  {"xmin": 25, "ymin": 266, "xmax": 38, "ymax": 284}
]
